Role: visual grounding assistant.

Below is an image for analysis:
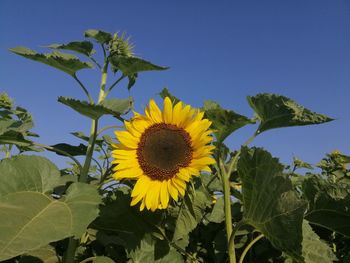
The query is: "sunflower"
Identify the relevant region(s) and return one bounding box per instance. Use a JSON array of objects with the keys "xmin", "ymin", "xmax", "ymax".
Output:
[{"xmin": 112, "ymin": 97, "xmax": 215, "ymax": 211}]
